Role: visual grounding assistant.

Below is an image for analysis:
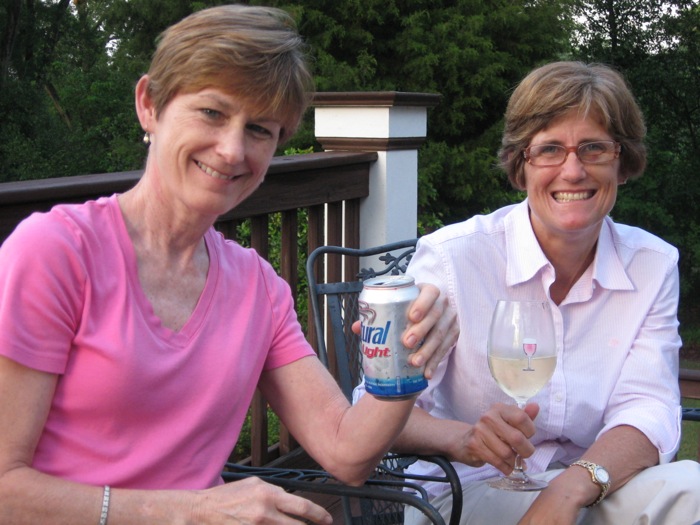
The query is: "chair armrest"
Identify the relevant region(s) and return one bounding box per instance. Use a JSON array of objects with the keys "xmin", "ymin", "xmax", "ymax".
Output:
[
  {"xmin": 222, "ymin": 462, "xmax": 447, "ymax": 525},
  {"xmin": 682, "ymin": 407, "xmax": 700, "ymax": 422},
  {"xmin": 378, "ymin": 454, "xmax": 463, "ymax": 525}
]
